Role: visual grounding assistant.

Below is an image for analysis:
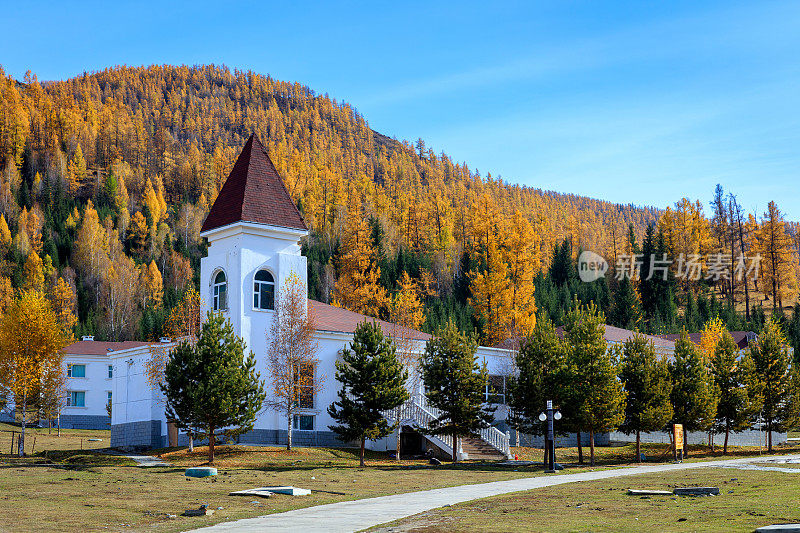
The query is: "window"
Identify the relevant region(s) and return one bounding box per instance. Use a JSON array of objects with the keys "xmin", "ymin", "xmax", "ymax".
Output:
[
  {"xmin": 67, "ymin": 364, "xmax": 86, "ymax": 378},
  {"xmin": 294, "ymin": 362, "xmax": 315, "ymax": 409},
  {"xmin": 253, "ymin": 269, "xmax": 275, "ymax": 310},
  {"xmin": 67, "ymin": 391, "xmax": 85, "ymax": 407},
  {"xmin": 212, "ymin": 271, "xmax": 227, "ymax": 310},
  {"xmin": 485, "ymin": 375, "xmax": 507, "ymax": 404},
  {"xmin": 108, "ymin": 365, "xmax": 113, "ymax": 379},
  {"xmin": 107, "ymin": 391, "xmax": 113, "ymax": 402},
  {"xmin": 293, "ymin": 414, "xmax": 315, "ymax": 431}
]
